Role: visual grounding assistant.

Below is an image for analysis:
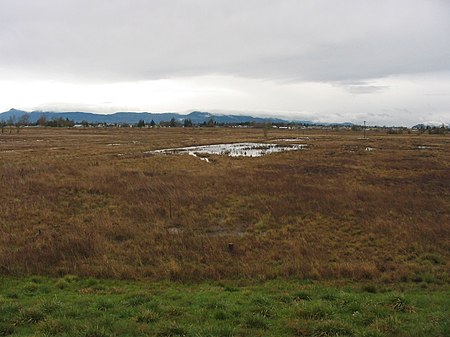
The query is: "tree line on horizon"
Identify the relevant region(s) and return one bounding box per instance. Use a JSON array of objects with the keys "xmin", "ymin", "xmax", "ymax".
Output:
[
  {"xmin": 0, "ymin": 114, "xmax": 289, "ymax": 129},
  {"xmin": 1, "ymin": 113, "xmax": 448, "ymax": 134}
]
